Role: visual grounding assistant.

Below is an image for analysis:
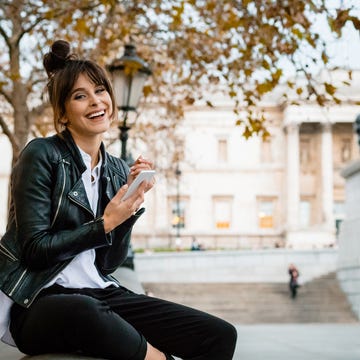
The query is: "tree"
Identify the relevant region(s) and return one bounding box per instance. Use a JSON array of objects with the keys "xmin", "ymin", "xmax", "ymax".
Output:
[{"xmin": 0, "ymin": 0, "xmax": 359, "ymax": 168}]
